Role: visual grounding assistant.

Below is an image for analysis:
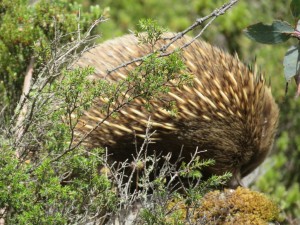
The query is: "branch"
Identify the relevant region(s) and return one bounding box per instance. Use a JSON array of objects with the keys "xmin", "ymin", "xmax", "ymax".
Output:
[
  {"xmin": 15, "ymin": 56, "xmax": 35, "ymax": 157},
  {"xmin": 107, "ymin": 0, "xmax": 239, "ymax": 74},
  {"xmin": 10, "ymin": 17, "xmax": 105, "ymax": 155}
]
